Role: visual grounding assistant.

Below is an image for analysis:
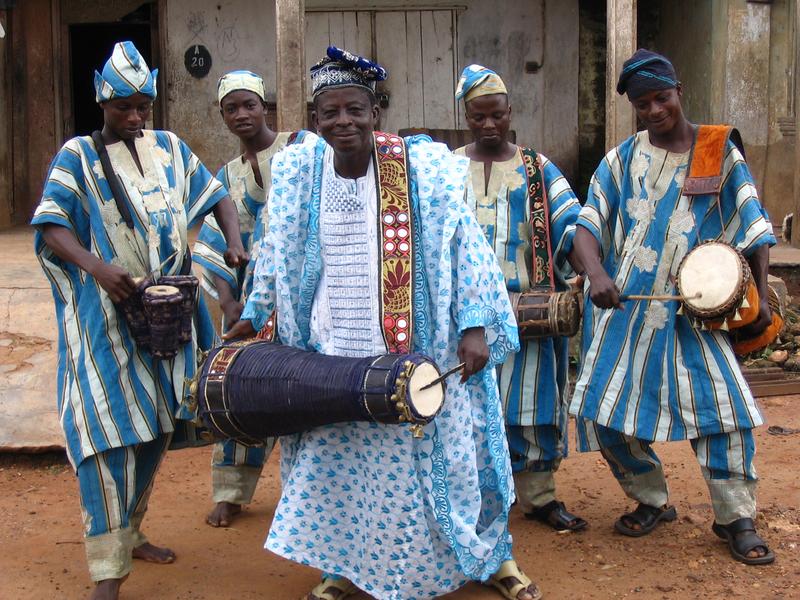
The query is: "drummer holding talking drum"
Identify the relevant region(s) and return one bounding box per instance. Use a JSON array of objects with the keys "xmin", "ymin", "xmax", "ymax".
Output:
[
  {"xmin": 225, "ymin": 47, "xmax": 542, "ymax": 600},
  {"xmin": 193, "ymin": 70, "xmax": 309, "ymax": 529},
  {"xmin": 454, "ymin": 65, "xmax": 587, "ymax": 533},
  {"xmin": 570, "ymin": 49, "xmax": 775, "ymax": 565},
  {"xmin": 31, "ymin": 42, "xmax": 247, "ymax": 600}
]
